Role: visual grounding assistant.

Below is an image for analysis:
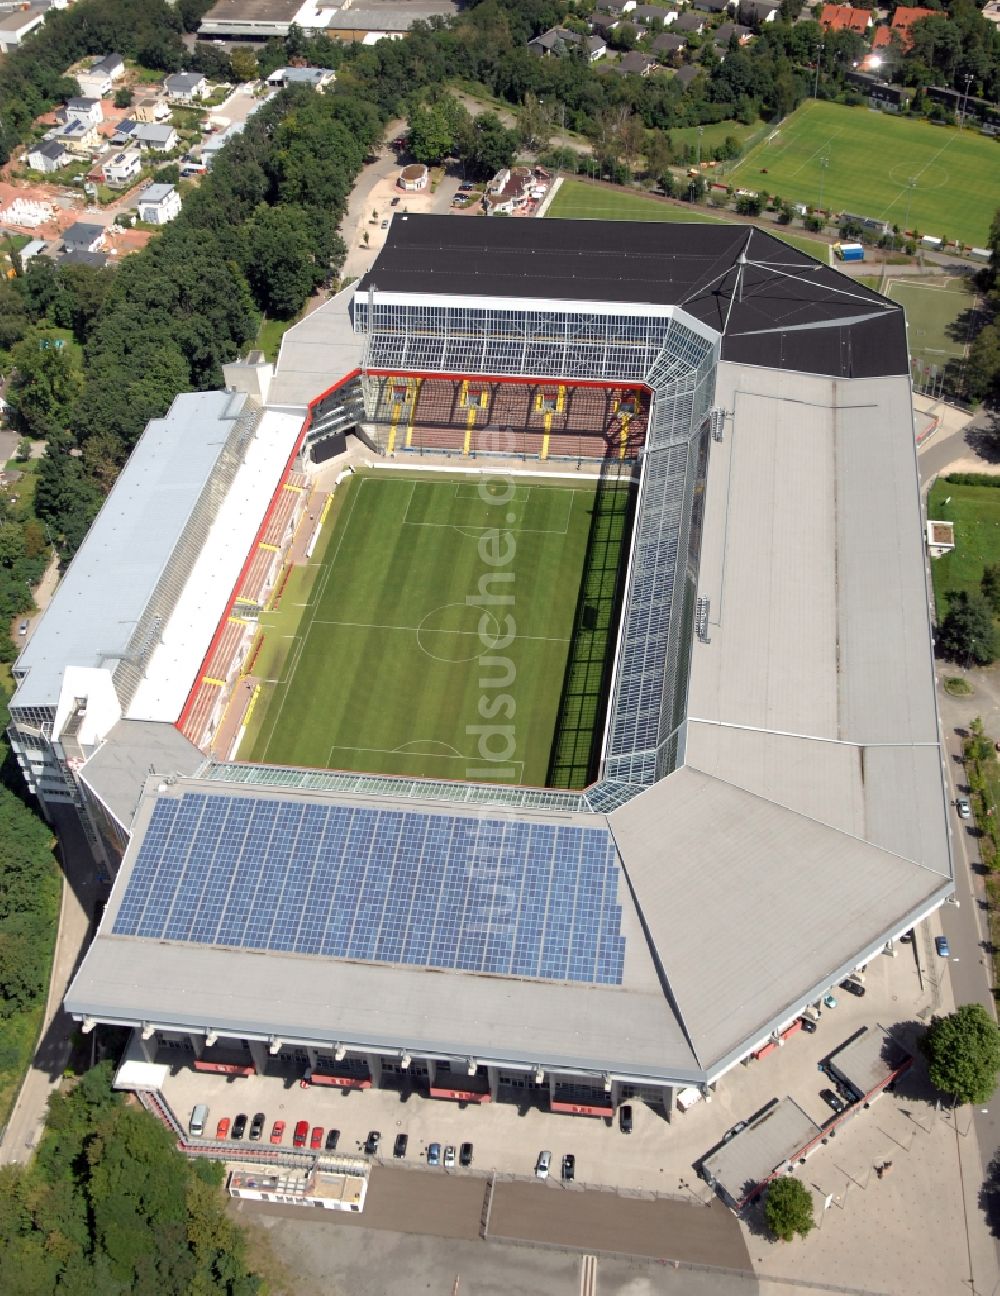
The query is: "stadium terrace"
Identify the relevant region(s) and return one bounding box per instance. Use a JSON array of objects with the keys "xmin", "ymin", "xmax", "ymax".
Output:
[{"xmin": 9, "ymin": 216, "xmax": 951, "ymax": 1119}]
